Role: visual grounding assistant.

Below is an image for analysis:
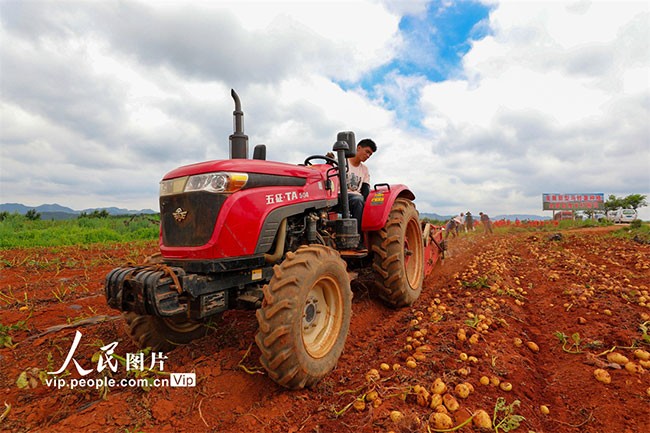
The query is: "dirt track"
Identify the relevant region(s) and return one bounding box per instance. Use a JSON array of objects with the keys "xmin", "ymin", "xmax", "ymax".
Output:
[{"xmin": 1, "ymin": 226, "xmax": 649, "ymax": 433}]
